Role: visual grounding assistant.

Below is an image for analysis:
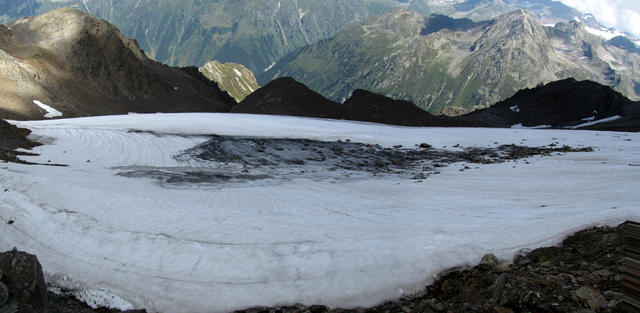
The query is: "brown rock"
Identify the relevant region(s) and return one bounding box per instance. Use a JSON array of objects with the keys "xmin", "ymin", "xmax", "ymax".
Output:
[
  {"xmin": 575, "ymin": 286, "xmax": 607, "ymax": 310},
  {"xmin": 0, "ymin": 249, "xmax": 49, "ymax": 313},
  {"xmin": 493, "ymin": 305, "xmax": 514, "ymax": 313},
  {"xmin": 480, "ymin": 254, "xmax": 500, "ymax": 267}
]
